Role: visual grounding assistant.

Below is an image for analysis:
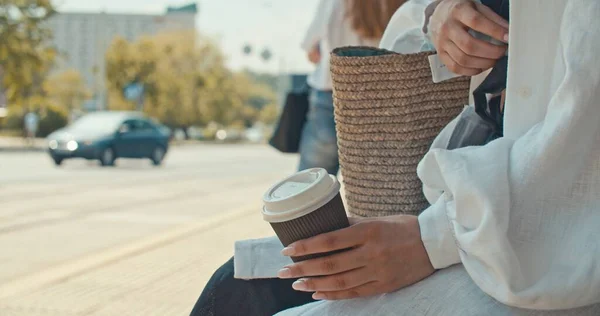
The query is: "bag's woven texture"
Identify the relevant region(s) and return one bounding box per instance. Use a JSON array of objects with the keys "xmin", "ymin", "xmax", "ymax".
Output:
[{"xmin": 330, "ymin": 47, "xmax": 470, "ymax": 217}]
